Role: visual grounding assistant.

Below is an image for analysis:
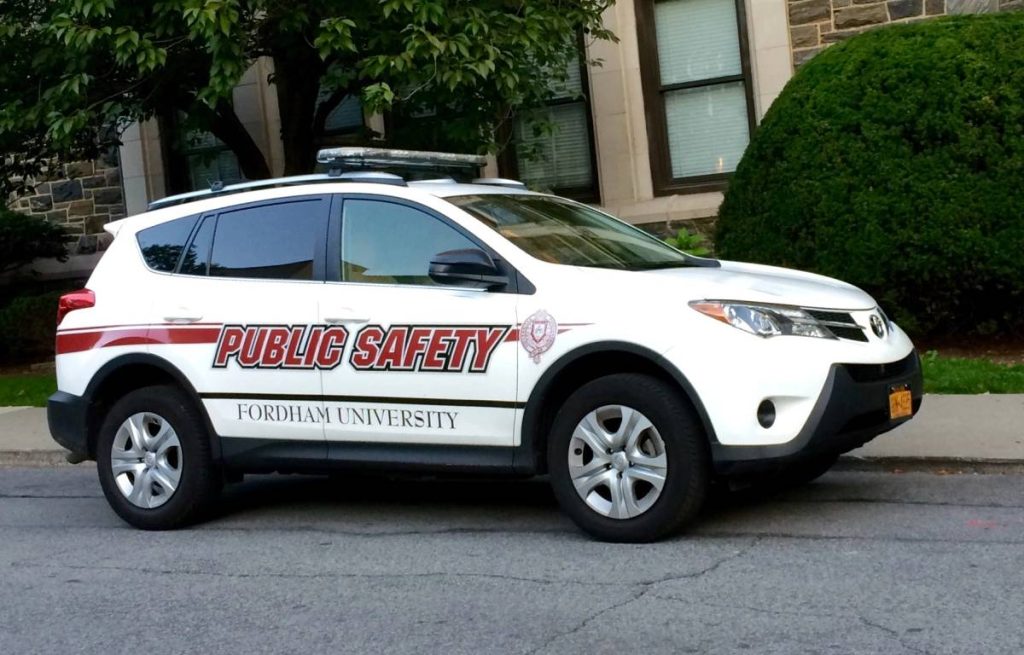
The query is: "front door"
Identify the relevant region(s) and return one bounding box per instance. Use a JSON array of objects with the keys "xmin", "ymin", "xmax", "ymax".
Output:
[{"xmin": 319, "ymin": 196, "xmax": 519, "ymax": 450}]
